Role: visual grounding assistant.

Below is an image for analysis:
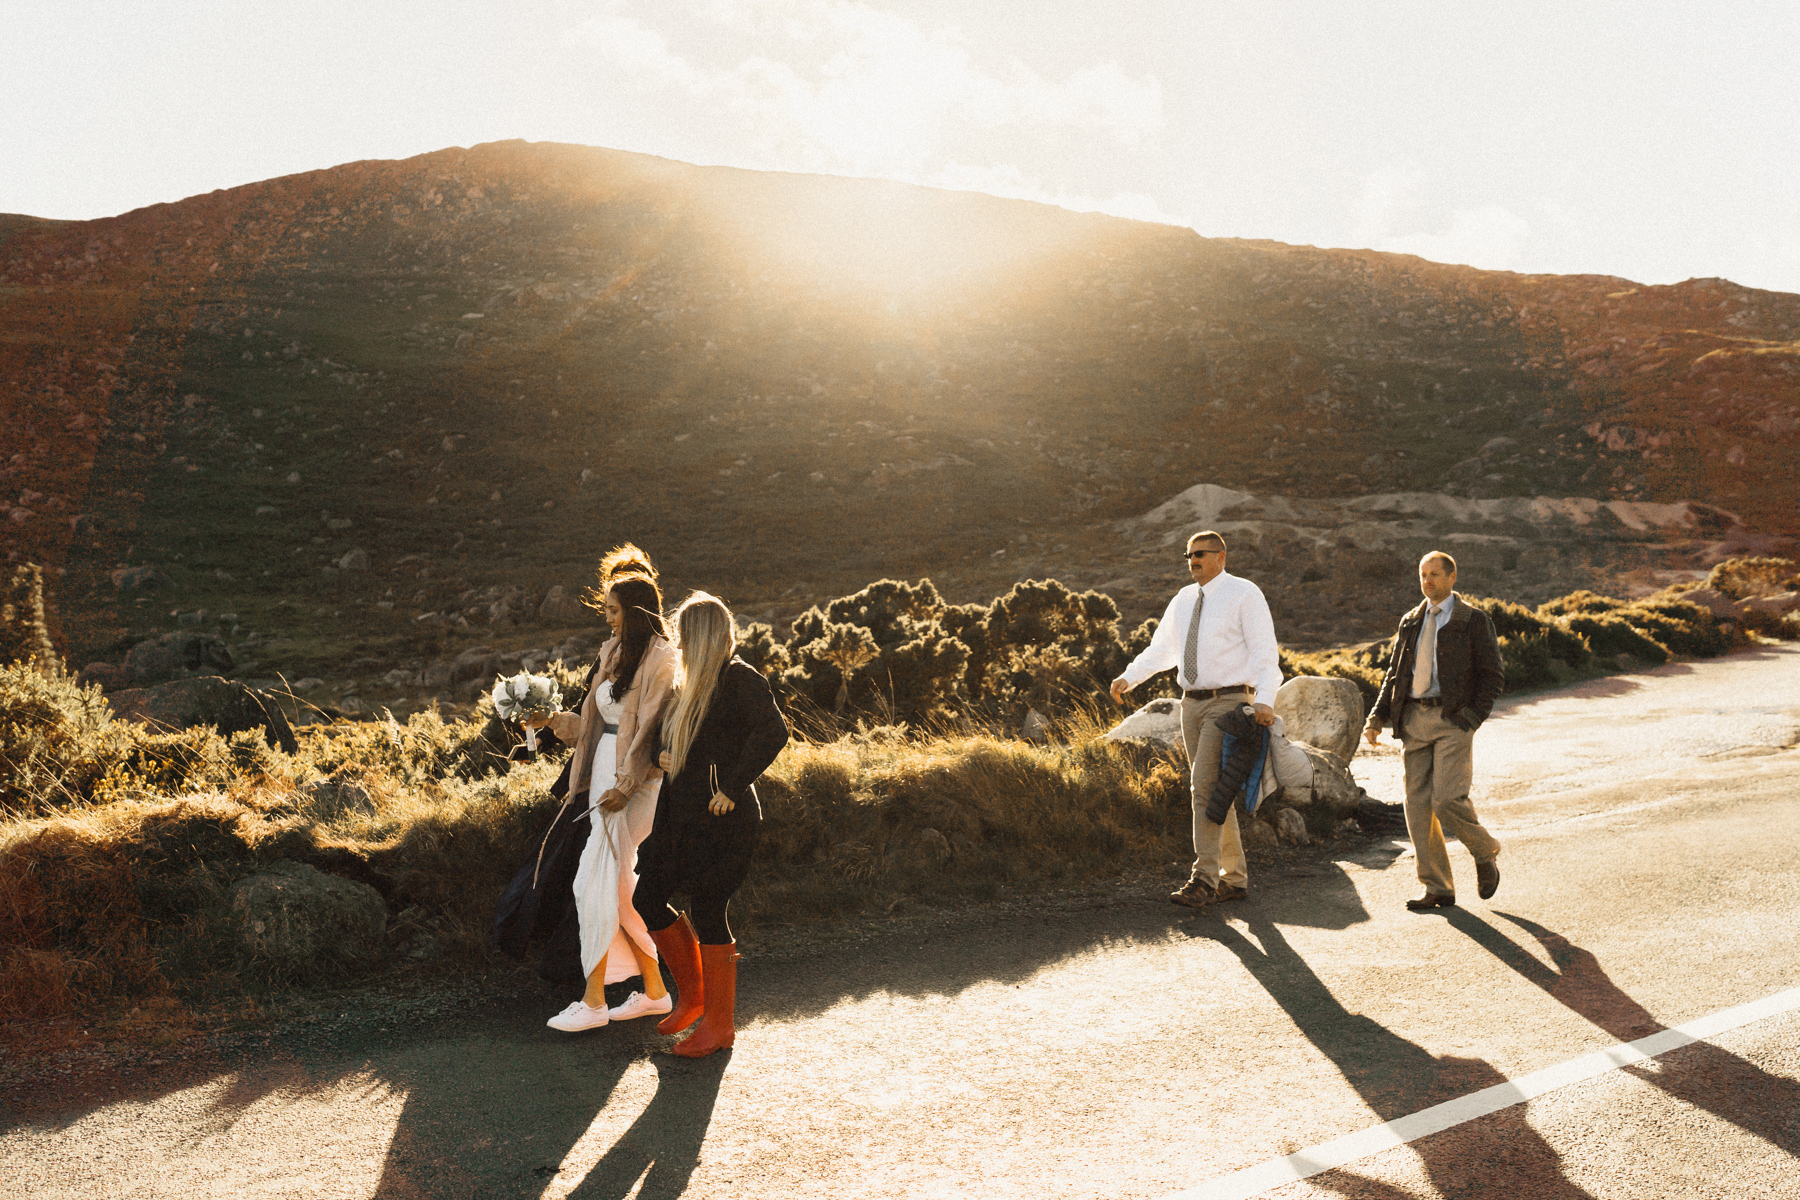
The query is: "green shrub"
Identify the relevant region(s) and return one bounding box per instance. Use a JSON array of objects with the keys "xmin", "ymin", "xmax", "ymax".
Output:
[
  {"xmin": 1471, "ymin": 596, "xmax": 1591, "ymax": 667},
  {"xmin": 0, "ymin": 662, "xmax": 135, "ymax": 816},
  {"xmin": 1563, "ymin": 613, "xmax": 1671, "ymax": 664},
  {"xmin": 1536, "ymin": 590, "xmax": 1628, "ymax": 618},
  {"xmin": 1498, "ymin": 632, "xmax": 1561, "ymax": 691},
  {"xmin": 1280, "ymin": 647, "xmax": 1383, "ymax": 707},
  {"xmin": 1616, "ymin": 599, "xmax": 1732, "ymax": 657},
  {"xmin": 1704, "ymin": 557, "xmax": 1798, "ymax": 600}
]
